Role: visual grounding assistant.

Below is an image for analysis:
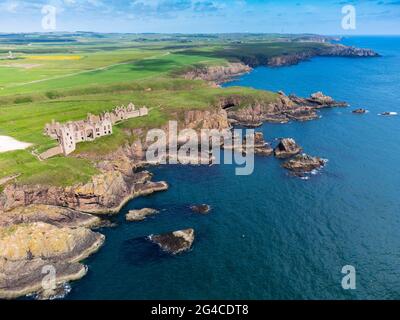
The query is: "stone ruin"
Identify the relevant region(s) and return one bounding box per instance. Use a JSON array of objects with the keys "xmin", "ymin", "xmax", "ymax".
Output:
[{"xmin": 42, "ymin": 103, "xmax": 149, "ymax": 158}]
